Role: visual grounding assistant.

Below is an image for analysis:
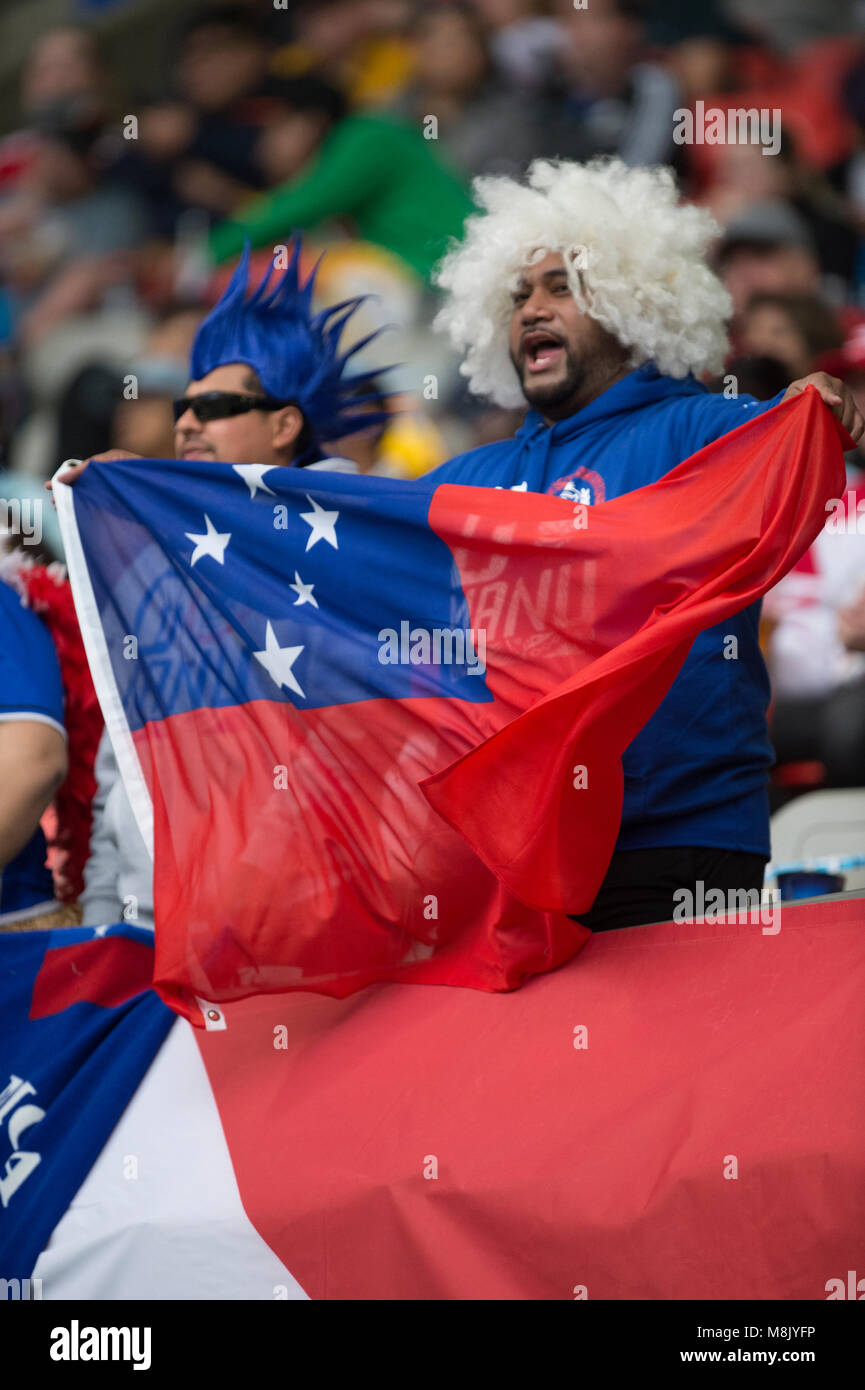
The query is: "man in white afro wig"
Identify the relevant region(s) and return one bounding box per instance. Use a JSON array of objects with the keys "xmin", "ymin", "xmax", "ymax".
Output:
[
  {"xmin": 428, "ymin": 156, "xmax": 863, "ymax": 934},
  {"xmin": 435, "ymin": 157, "xmax": 731, "ymax": 409}
]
